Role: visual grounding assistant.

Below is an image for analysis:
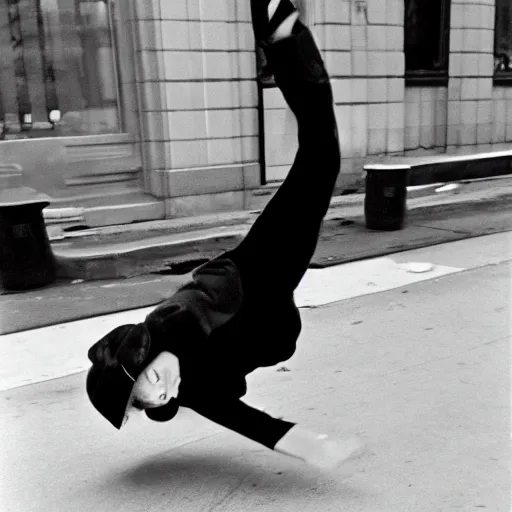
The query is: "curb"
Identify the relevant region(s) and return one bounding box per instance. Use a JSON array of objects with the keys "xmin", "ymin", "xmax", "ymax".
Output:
[
  {"xmin": 54, "ymin": 232, "xmax": 245, "ymax": 281},
  {"xmin": 52, "ymin": 185, "xmax": 512, "ymax": 282},
  {"xmin": 45, "ymin": 183, "xmax": 451, "ymax": 244},
  {"xmin": 47, "ymin": 176, "xmax": 512, "ymax": 244}
]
